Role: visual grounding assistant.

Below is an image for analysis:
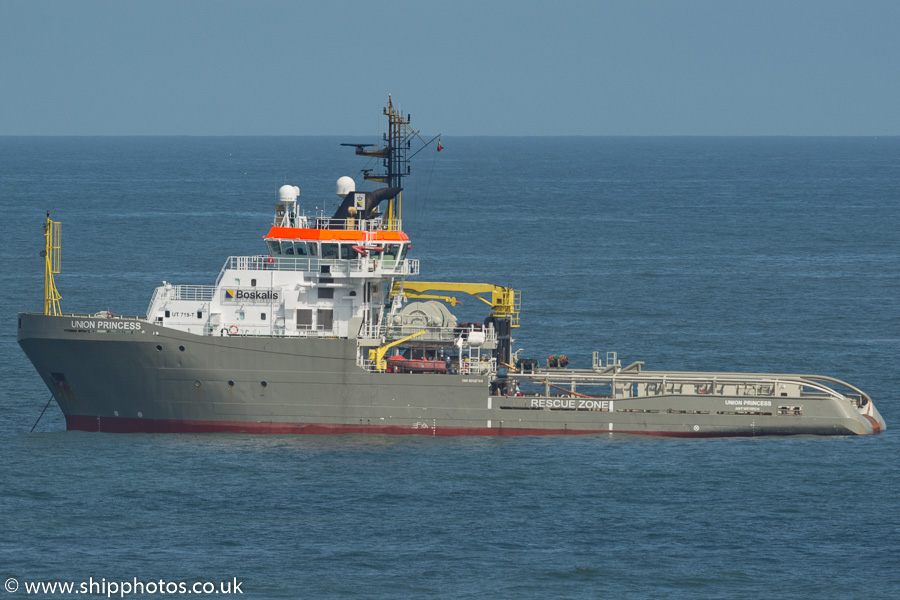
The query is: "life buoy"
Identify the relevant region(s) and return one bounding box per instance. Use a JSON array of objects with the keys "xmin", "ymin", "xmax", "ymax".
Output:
[
  {"xmin": 267, "ymin": 255, "xmax": 274, "ymax": 264},
  {"xmin": 229, "ymin": 325, "xmax": 239, "ymax": 335}
]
